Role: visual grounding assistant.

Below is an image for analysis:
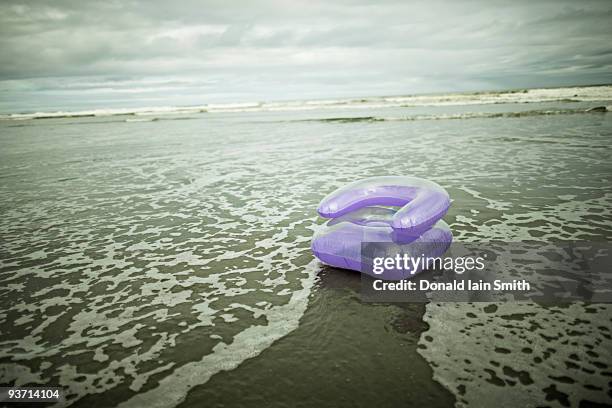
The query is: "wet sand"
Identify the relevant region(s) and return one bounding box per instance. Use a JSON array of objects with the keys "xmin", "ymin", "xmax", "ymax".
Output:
[
  {"xmin": 178, "ymin": 267, "xmax": 455, "ymax": 408},
  {"xmin": 1, "ymin": 90, "xmax": 611, "ymax": 407}
]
